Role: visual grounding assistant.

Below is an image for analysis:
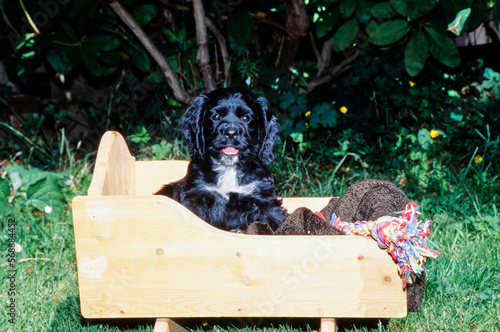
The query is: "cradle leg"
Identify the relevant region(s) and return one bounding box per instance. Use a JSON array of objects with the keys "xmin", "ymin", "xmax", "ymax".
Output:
[
  {"xmin": 320, "ymin": 318, "xmax": 337, "ymax": 332},
  {"xmin": 153, "ymin": 318, "xmax": 188, "ymax": 332}
]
